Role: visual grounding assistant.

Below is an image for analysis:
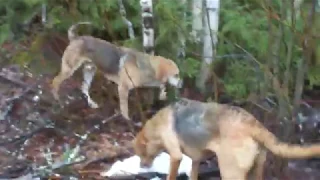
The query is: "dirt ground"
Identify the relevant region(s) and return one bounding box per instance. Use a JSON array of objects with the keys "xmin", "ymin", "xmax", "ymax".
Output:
[
  {"xmin": 0, "ymin": 64, "xmax": 217, "ymax": 180},
  {"xmin": 0, "ymin": 62, "xmax": 319, "ymax": 180}
]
